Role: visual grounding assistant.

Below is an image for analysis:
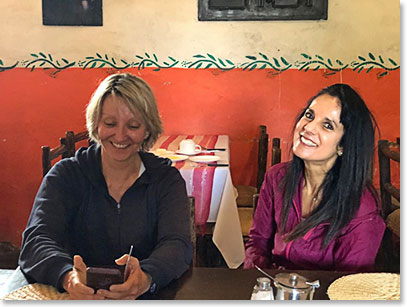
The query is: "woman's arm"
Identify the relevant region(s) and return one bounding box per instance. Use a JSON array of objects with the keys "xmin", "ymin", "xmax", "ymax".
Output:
[
  {"xmin": 18, "ymin": 162, "xmax": 79, "ymax": 291},
  {"xmin": 333, "ymin": 213, "xmax": 385, "ymax": 272},
  {"xmin": 139, "ymin": 170, "xmax": 192, "ymax": 292},
  {"xmin": 243, "ymin": 170, "xmax": 276, "ymax": 269}
]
